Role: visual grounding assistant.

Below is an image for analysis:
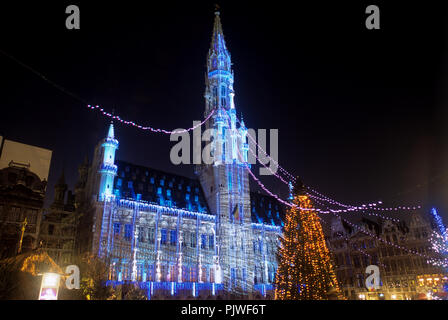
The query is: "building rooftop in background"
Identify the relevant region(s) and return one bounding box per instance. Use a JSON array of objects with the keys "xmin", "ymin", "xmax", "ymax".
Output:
[{"xmin": 0, "ymin": 137, "xmax": 52, "ymax": 182}]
